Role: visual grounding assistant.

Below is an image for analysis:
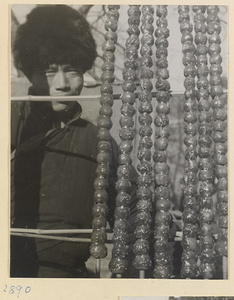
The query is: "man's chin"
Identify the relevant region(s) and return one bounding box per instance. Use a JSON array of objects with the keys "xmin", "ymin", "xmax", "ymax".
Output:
[{"xmin": 51, "ymin": 101, "xmax": 70, "ymax": 112}]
